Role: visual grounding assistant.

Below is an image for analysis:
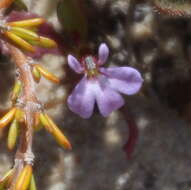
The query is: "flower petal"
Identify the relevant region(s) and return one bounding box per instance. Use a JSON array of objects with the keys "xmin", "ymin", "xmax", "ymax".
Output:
[
  {"xmin": 67, "ymin": 77, "xmax": 95, "ymax": 118},
  {"xmin": 101, "ymin": 67, "xmax": 143, "ymax": 95},
  {"xmin": 95, "ymin": 75, "xmax": 124, "ymax": 117},
  {"xmin": 98, "ymin": 43, "xmax": 109, "ymax": 65},
  {"xmin": 67, "ymin": 55, "xmax": 84, "ymax": 73}
]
